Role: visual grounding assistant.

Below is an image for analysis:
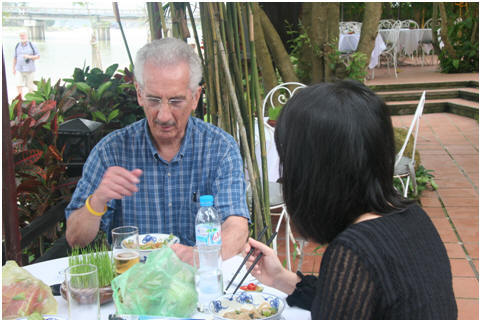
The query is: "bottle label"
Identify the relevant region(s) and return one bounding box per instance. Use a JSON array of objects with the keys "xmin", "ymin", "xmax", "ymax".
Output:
[{"xmin": 196, "ymin": 224, "xmax": 222, "ymax": 245}]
